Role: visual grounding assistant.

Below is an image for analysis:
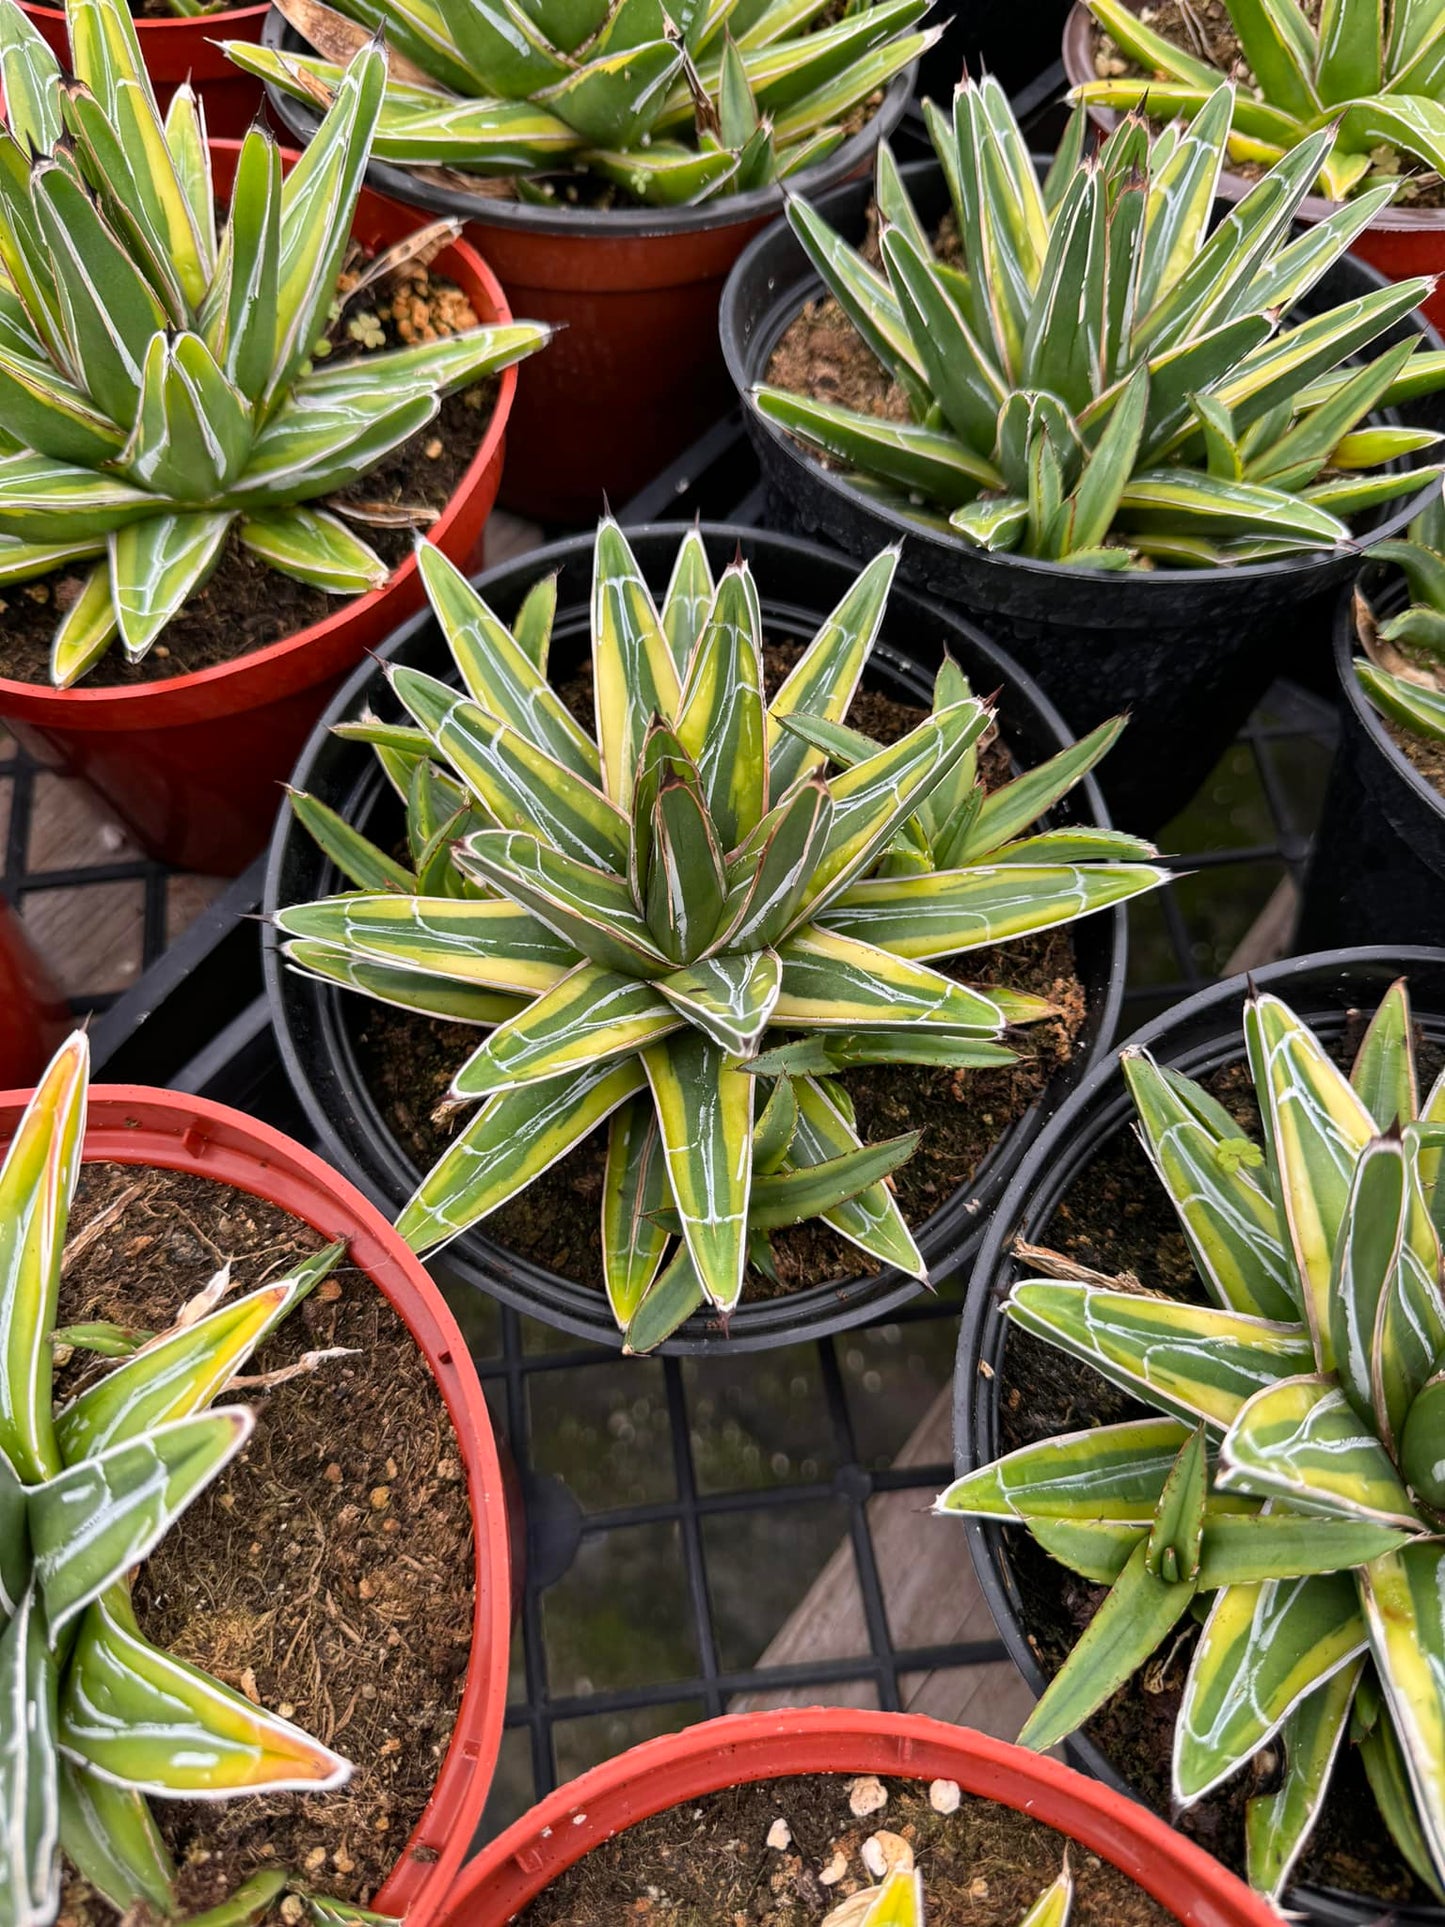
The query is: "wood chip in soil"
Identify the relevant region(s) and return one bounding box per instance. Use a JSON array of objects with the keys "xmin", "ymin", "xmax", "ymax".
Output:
[
  {"xmin": 991, "ymin": 1028, "xmax": 1445, "ymax": 1908},
  {"xmin": 516, "ymin": 1772, "xmax": 1173, "ymax": 1925},
  {"xmin": 52, "ymin": 1162, "xmax": 475, "ymax": 1927}
]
